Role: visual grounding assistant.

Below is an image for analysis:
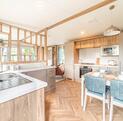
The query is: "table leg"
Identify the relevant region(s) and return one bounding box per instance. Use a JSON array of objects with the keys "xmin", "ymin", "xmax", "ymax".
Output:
[{"xmin": 81, "ymin": 76, "xmax": 85, "ymax": 107}]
